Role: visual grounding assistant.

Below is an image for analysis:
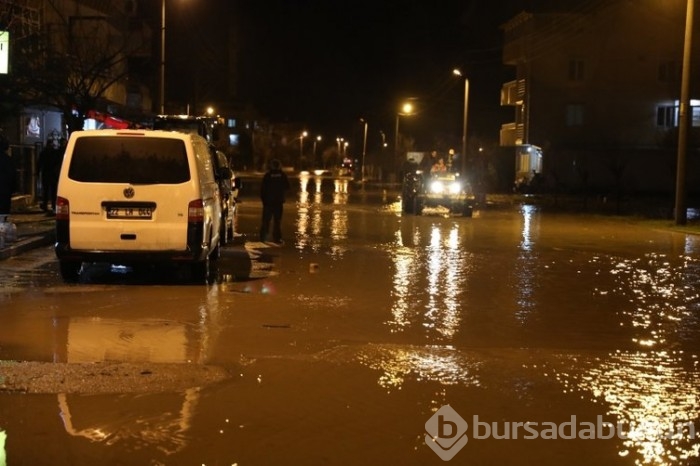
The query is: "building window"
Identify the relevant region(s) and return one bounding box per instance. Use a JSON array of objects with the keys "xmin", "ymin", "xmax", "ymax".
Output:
[
  {"xmin": 566, "ymin": 104, "xmax": 584, "ymax": 126},
  {"xmin": 656, "ymin": 103, "xmax": 700, "ymax": 128},
  {"xmin": 657, "ymin": 105, "xmax": 677, "ymax": 128},
  {"xmin": 693, "ymin": 106, "xmax": 700, "ymax": 127},
  {"xmin": 658, "ymin": 60, "xmax": 678, "ymax": 83},
  {"xmin": 568, "ymin": 59, "xmax": 584, "ymax": 81}
]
